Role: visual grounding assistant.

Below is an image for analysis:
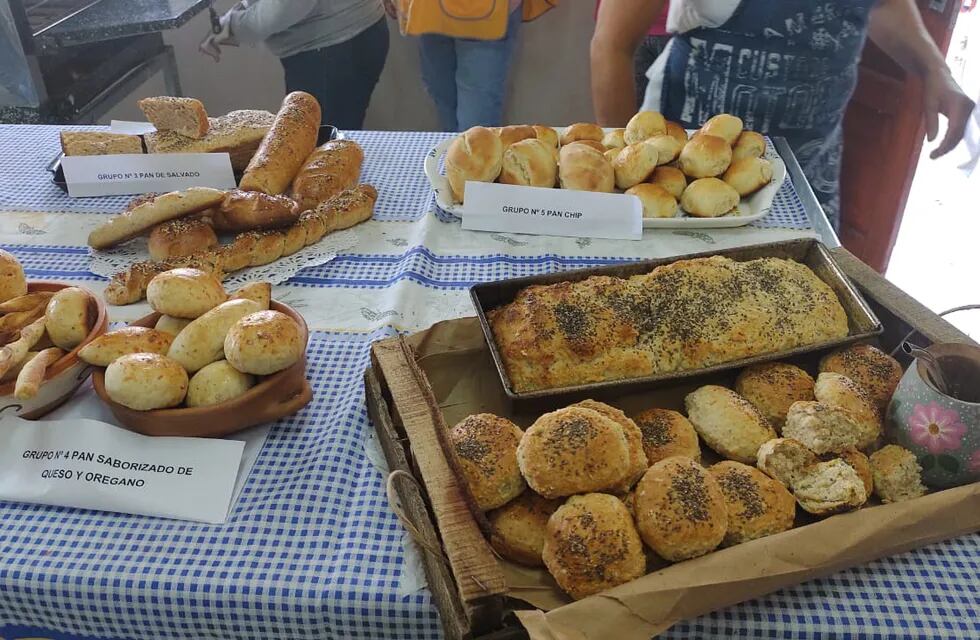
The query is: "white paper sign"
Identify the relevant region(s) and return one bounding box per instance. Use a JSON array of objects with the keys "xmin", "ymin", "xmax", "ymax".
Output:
[
  {"xmin": 110, "ymin": 119, "xmax": 156, "ymax": 135},
  {"xmin": 62, "ymin": 153, "xmax": 236, "ymax": 197},
  {"xmin": 0, "ymin": 415, "xmax": 245, "ymax": 523},
  {"xmin": 460, "ymin": 182, "xmax": 643, "ymax": 240}
]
